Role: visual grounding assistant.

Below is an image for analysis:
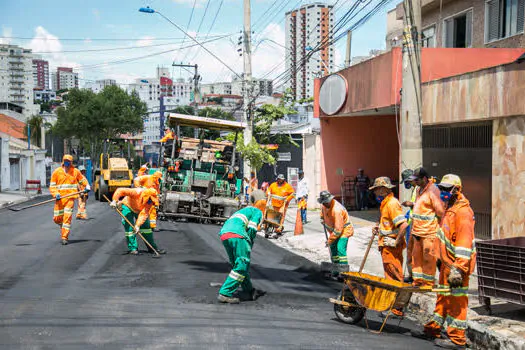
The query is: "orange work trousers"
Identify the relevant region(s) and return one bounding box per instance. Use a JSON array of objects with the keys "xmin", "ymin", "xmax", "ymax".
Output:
[
  {"xmin": 411, "ymin": 235, "xmax": 437, "ymax": 287},
  {"xmin": 424, "ymin": 266, "xmax": 469, "ymax": 346},
  {"xmin": 149, "ymin": 206, "xmax": 157, "ymax": 229},
  {"xmin": 76, "ymin": 194, "xmax": 87, "ymax": 219},
  {"xmin": 273, "ymin": 204, "xmax": 287, "ymax": 233},
  {"xmin": 54, "ymin": 198, "xmax": 75, "ymax": 240},
  {"xmin": 381, "ymin": 244, "xmax": 405, "ymax": 316}
]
